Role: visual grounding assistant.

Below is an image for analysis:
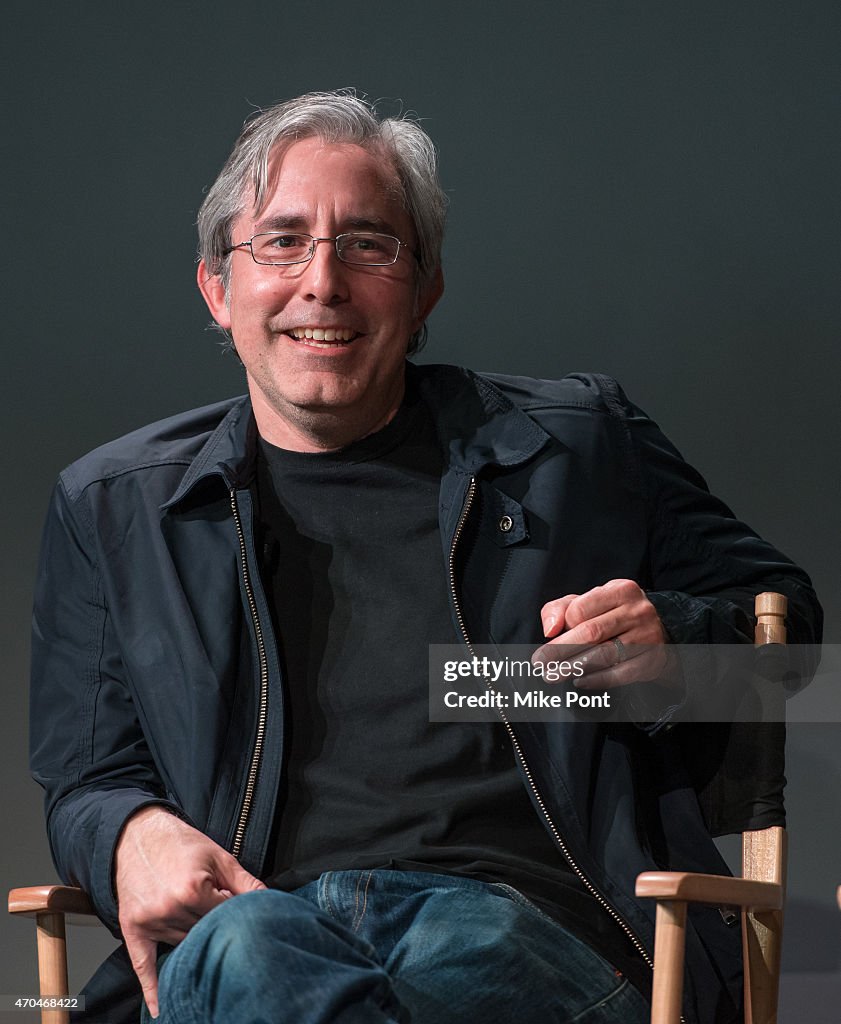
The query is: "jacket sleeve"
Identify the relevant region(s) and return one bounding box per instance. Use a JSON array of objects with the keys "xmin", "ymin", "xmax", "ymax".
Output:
[
  {"xmin": 592, "ymin": 375, "xmax": 822, "ymax": 721},
  {"xmin": 30, "ymin": 478, "xmax": 184, "ymax": 934}
]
